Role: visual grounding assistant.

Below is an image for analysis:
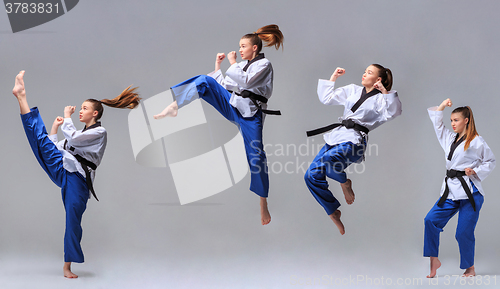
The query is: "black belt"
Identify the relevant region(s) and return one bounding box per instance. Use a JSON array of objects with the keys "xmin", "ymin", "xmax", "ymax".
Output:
[
  {"xmin": 230, "ymin": 90, "xmax": 281, "ymax": 115},
  {"xmin": 74, "ymin": 154, "xmax": 99, "ymax": 201},
  {"xmin": 438, "ymin": 169, "xmax": 476, "ymax": 211},
  {"xmin": 306, "ymin": 119, "xmax": 369, "ymax": 137}
]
